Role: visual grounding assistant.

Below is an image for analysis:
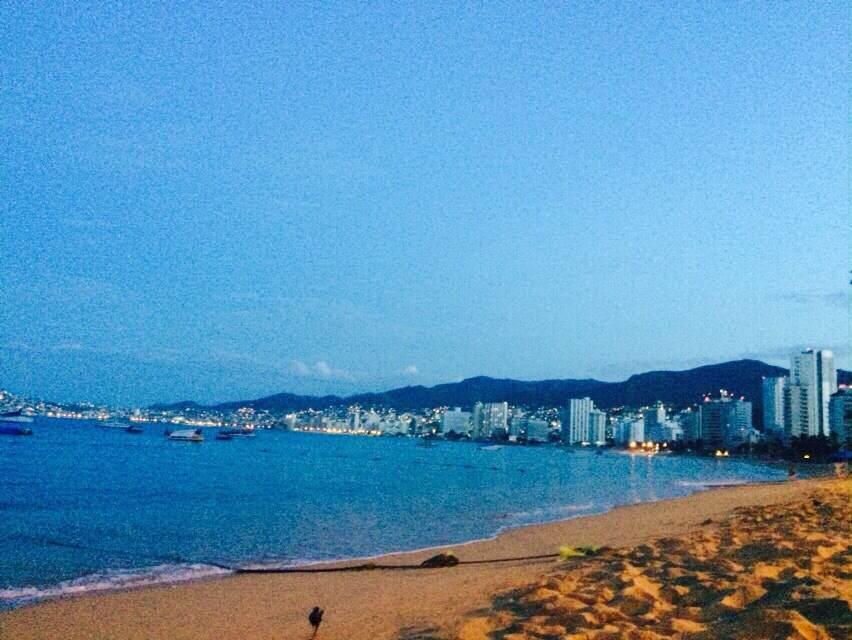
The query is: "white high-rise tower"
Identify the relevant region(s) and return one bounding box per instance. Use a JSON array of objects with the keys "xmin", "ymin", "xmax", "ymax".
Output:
[
  {"xmin": 785, "ymin": 349, "xmax": 837, "ymax": 438},
  {"xmin": 762, "ymin": 377, "xmax": 787, "ymax": 437},
  {"xmin": 562, "ymin": 397, "xmax": 595, "ymax": 444}
]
